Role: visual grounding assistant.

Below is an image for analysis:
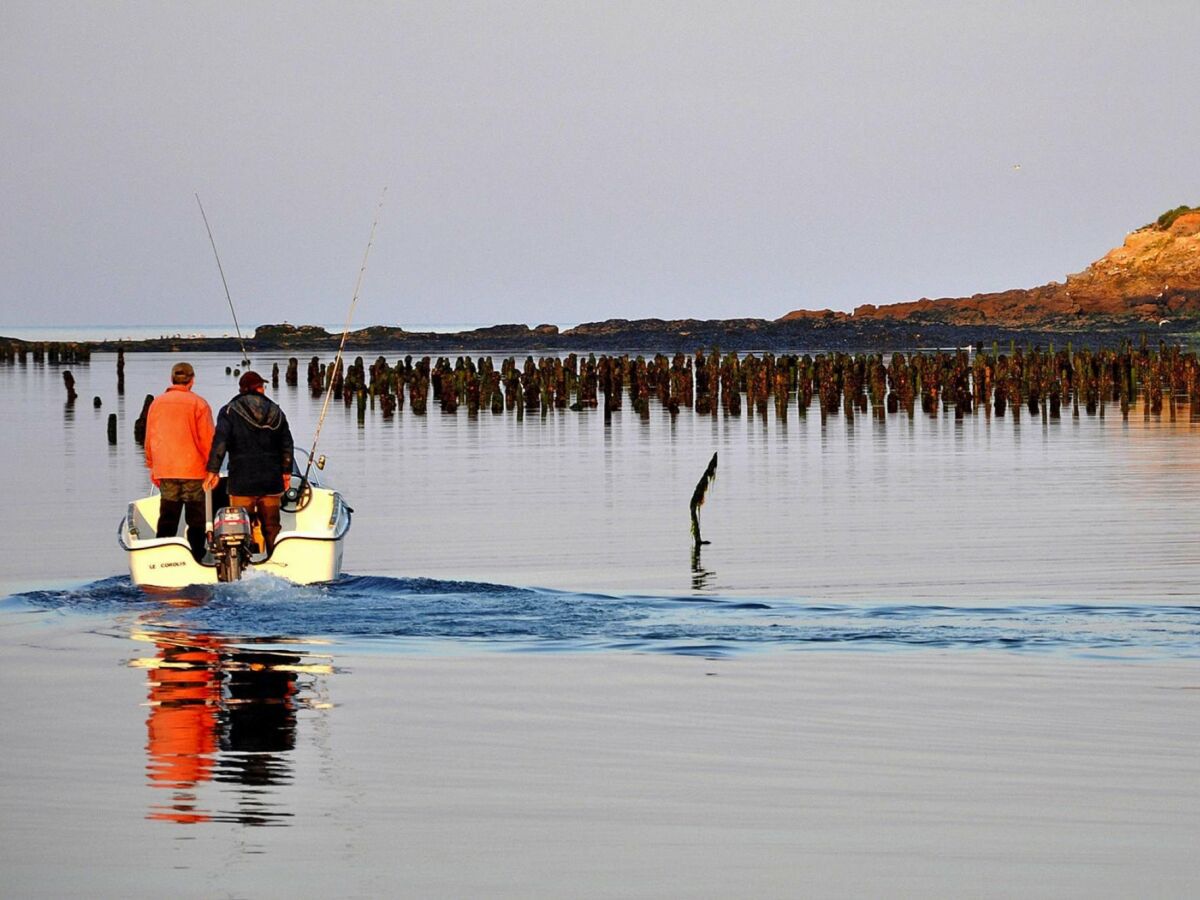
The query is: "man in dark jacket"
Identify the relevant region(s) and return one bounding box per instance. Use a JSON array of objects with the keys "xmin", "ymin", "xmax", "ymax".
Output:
[{"xmin": 204, "ymin": 371, "xmax": 294, "ymax": 554}]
